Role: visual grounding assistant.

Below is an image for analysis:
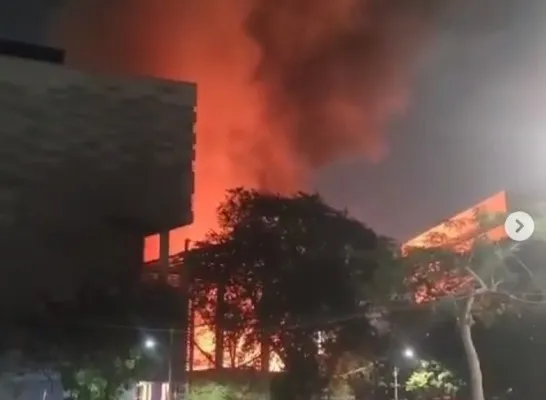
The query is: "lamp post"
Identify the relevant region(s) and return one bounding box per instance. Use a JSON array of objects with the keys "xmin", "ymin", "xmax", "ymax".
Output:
[
  {"xmin": 144, "ymin": 335, "xmax": 174, "ymax": 400},
  {"xmin": 393, "ymin": 348, "xmax": 415, "ymax": 400},
  {"xmin": 167, "ymin": 329, "xmax": 174, "ymax": 400}
]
